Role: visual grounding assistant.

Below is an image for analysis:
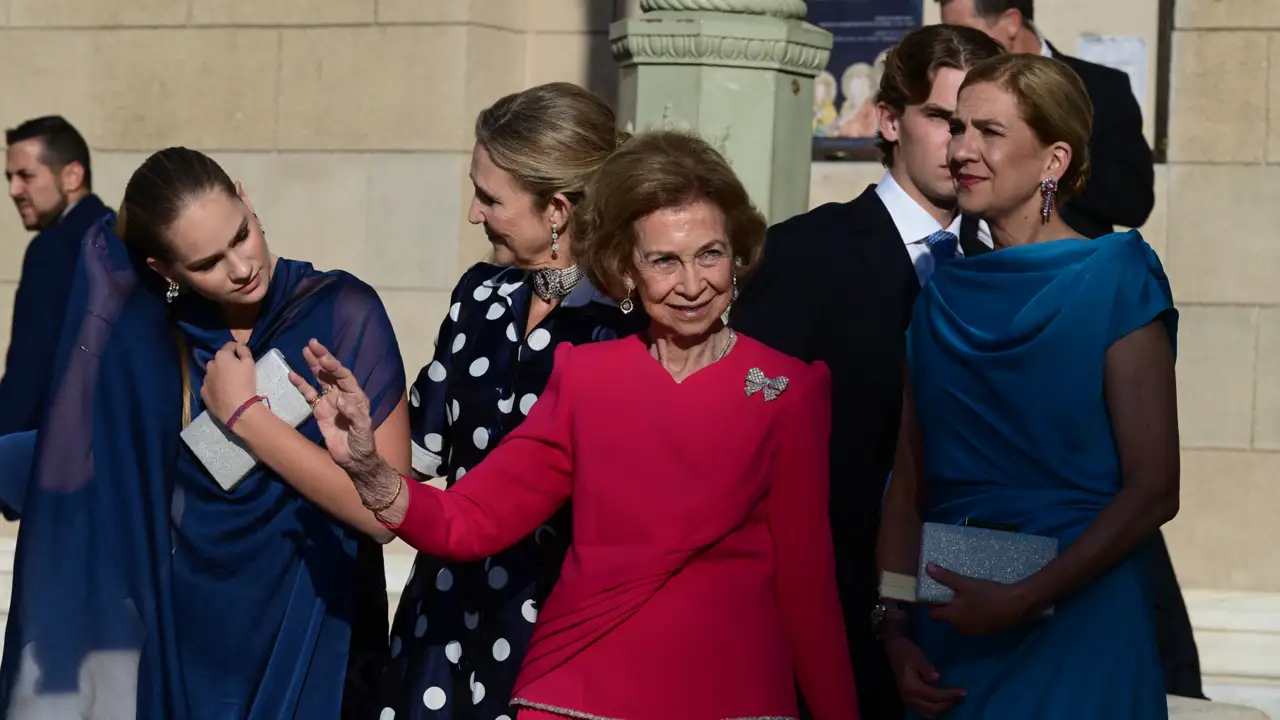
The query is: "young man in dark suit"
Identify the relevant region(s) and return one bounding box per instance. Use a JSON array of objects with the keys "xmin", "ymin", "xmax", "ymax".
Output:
[
  {"xmin": 732, "ymin": 25, "xmax": 1004, "ymax": 719},
  {"xmin": 938, "ymin": 1, "xmax": 1200, "ymax": 700},
  {"xmin": 1, "ymin": 116, "xmax": 113, "ymax": 436},
  {"xmin": 938, "ymin": 0, "xmax": 1155, "ymax": 239}
]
